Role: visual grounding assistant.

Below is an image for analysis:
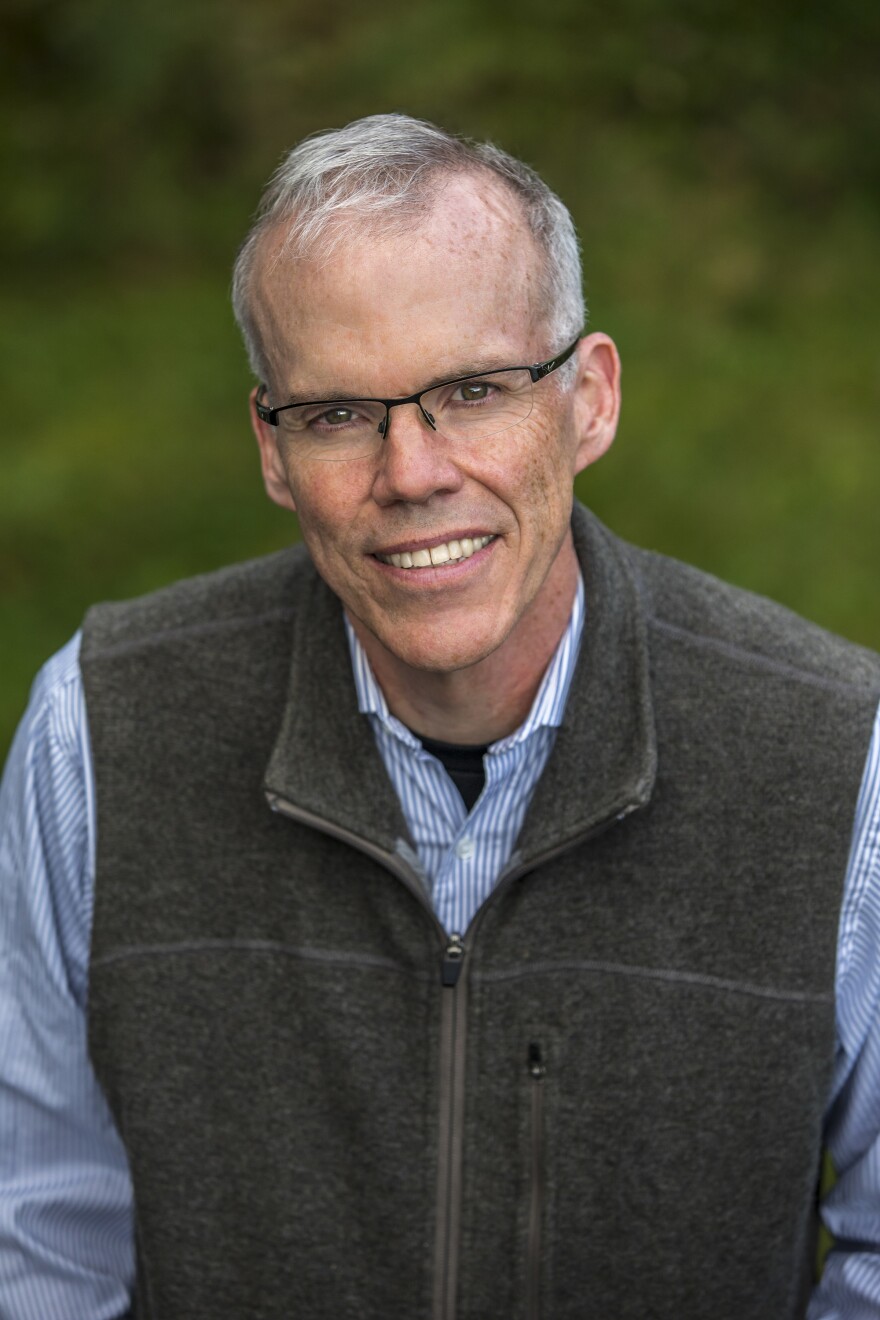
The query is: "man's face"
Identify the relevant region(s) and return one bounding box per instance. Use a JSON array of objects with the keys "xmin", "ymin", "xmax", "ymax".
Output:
[{"xmin": 251, "ymin": 176, "xmax": 618, "ymax": 677}]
